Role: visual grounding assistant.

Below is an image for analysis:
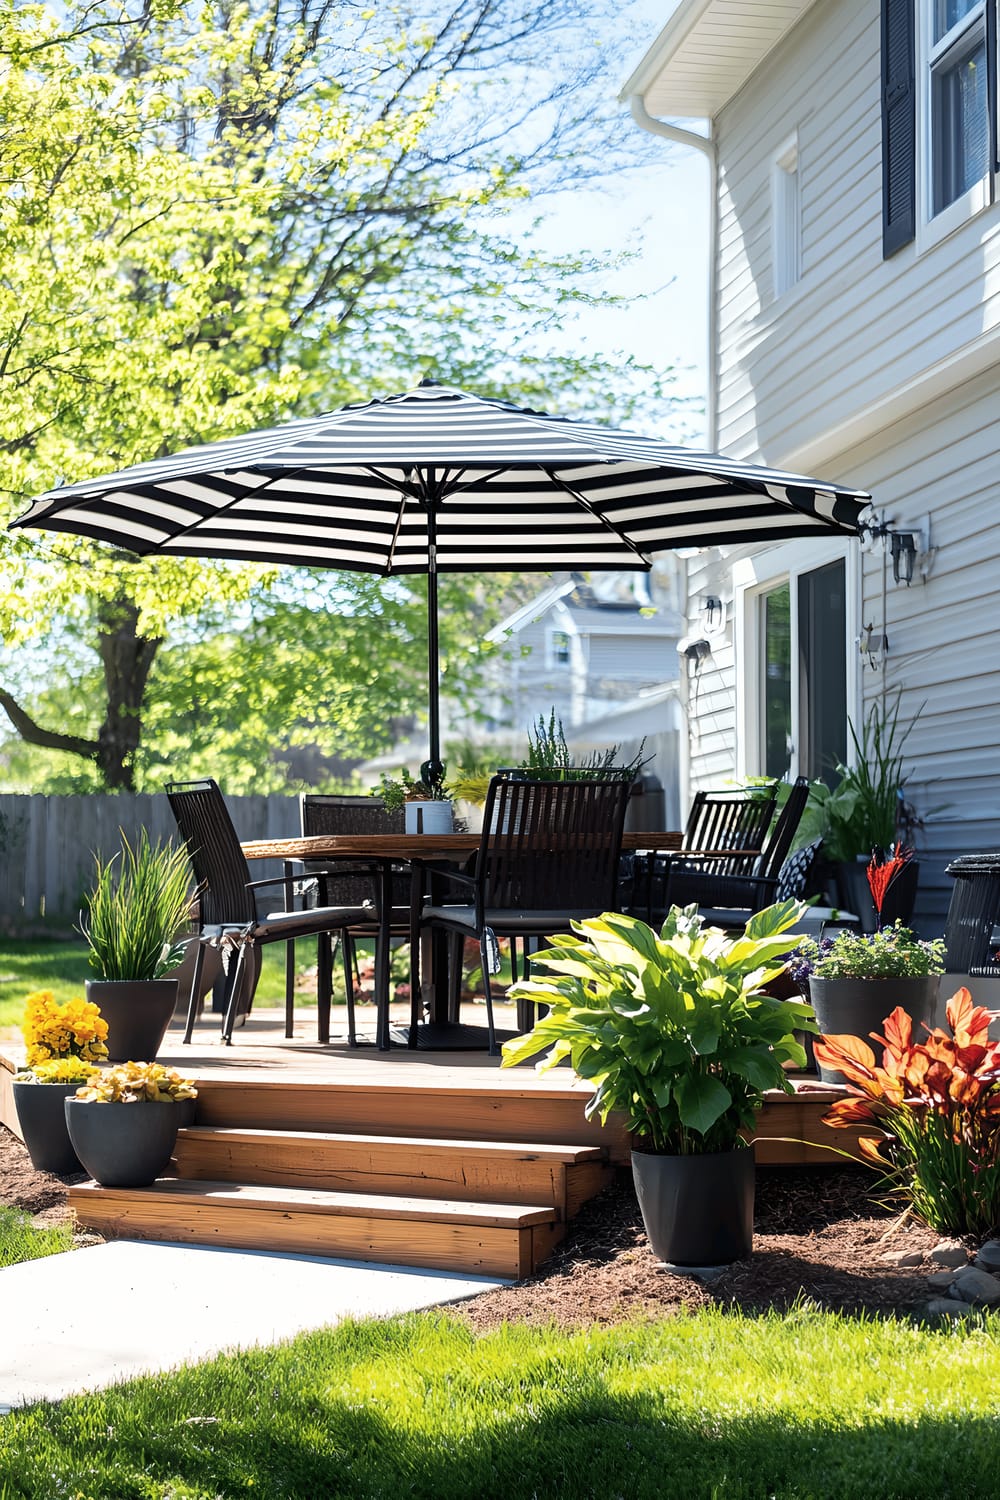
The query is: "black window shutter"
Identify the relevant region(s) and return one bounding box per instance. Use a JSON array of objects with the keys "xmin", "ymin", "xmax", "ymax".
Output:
[{"xmin": 881, "ymin": 0, "xmax": 916, "ymax": 257}]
